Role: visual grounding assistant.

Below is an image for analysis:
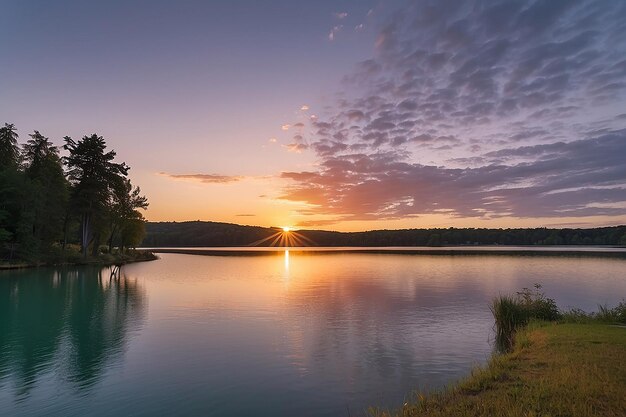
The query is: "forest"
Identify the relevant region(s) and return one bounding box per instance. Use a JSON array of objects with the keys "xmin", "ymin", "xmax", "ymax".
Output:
[
  {"xmin": 0, "ymin": 123, "xmax": 148, "ymax": 264},
  {"xmin": 143, "ymin": 221, "xmax": 626, "ymax": 247}
]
